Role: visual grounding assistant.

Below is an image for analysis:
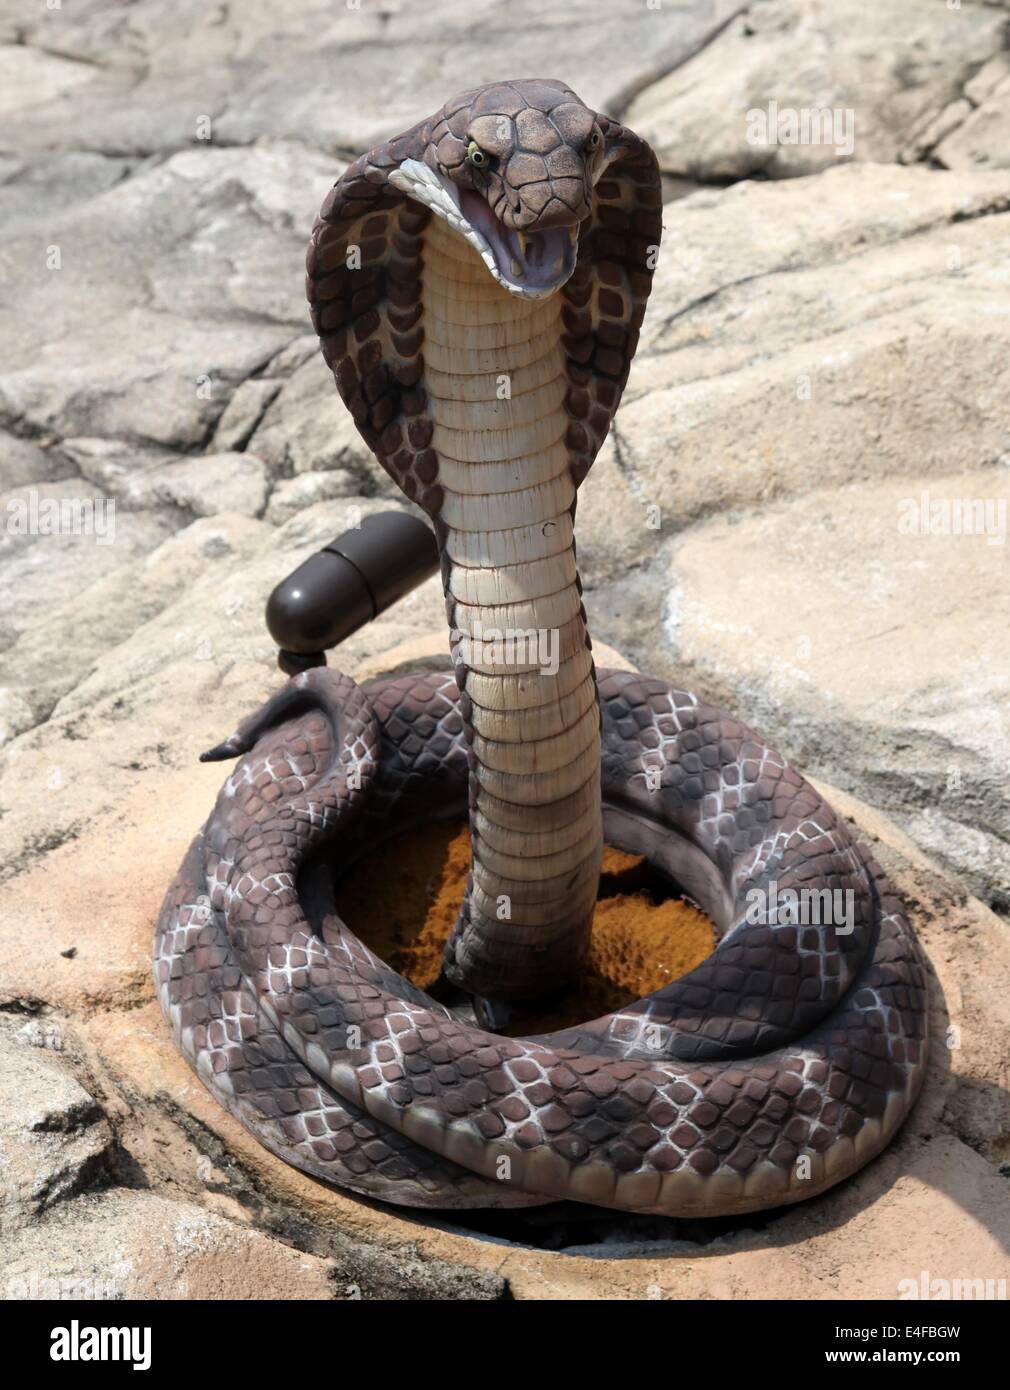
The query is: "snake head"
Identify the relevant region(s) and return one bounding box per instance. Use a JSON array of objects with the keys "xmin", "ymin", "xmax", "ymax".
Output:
[{"xmin": 402, "ymin": 79, "xmax": 607, "ymax": 299}]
